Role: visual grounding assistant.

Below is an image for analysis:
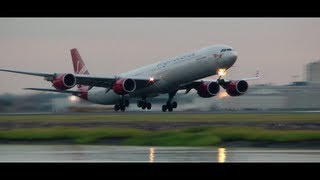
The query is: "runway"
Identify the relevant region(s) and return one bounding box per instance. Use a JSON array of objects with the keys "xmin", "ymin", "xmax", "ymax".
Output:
[{"xmin": 0, "ymin": 145, "xmax": 320, "ymax": 162}]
